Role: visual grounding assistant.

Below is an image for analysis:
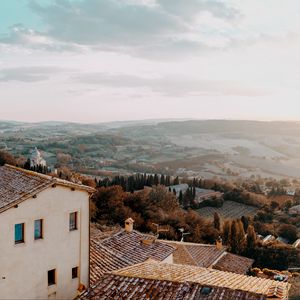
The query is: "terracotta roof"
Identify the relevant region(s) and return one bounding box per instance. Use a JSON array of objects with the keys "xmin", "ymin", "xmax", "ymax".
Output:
[
  {"xmin": 213, "ymin": 252, "xmax": 254, "ymax": 274},
  {"xmin": 101, "ymin": 230, "xmax": 175, "ymax": 264},
  {"xmin": 164, "ymin": 241, "xmax": 226, "ymax": 267},
  {"xmin": 161, "ymin": 240, "xmax": 253, "ymax": 274},
  {"xmin": 90, "ymin": 227, "xmax": 175, "ymax": 285},
  {"xmin": 0, "ymin": 164, "xmax": 94, "ymax": 213},
  {"xmin": 113, "ymin": 260, "xmax": 290, "ymax": 299},
  {"xmin": 80, "ymin": 274, "xmax": 266, "ymax": 300},
  {"xmin": 90, "ymin": 240, "xmax": 130, "ymax": 285}
]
